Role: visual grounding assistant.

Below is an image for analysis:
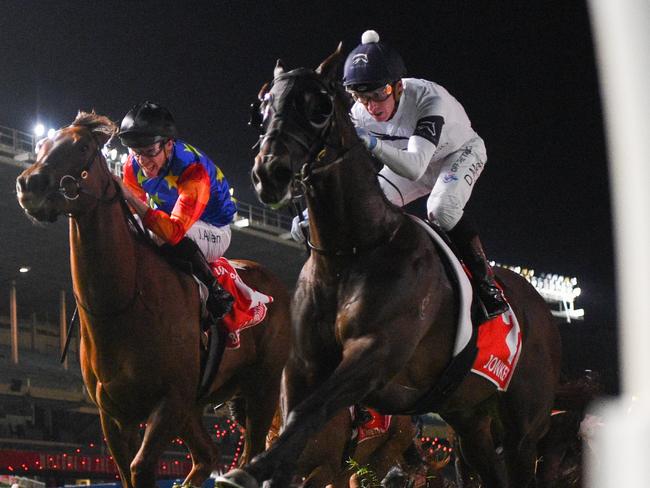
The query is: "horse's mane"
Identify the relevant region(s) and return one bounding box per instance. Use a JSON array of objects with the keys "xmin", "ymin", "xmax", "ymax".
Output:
[{"xmin": 72, "ymin": 111, "xmax": 117, "ymax": 137}]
